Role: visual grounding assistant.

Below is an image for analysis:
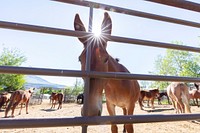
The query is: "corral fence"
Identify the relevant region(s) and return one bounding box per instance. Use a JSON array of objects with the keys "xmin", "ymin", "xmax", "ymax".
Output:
[{"xmin": 0, "ymin": 0, "xmax": 200, "ymax": 133}]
